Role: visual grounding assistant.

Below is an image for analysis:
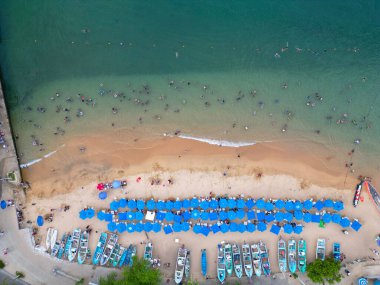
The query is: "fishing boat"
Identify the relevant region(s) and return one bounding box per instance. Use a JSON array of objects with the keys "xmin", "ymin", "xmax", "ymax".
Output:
[
  {"xmin": 63, "ymin": 234, "xmax": 72, "ymax": 259},
  {"xmin": 57, "ymin": 233, "xmax": 67, "ymax": 259},
  {"xmin": 174, "ymin": 246, "xmax": 187, "ymax": 284},
  {"xmin": 123, "ymin": 244, "xmax": 133, "ymax": 266},
  {"xmin": 201, "ymin": 249, "xmax": 207, "ymax": 277},
  {"xmin": 298, "ymin": 238, "xmax": 307, "ymax": 273},
  {"xmin": 100, "ymin": 233, "xmax": 118, "ymax": 266},
  {"xmin": 46, "ymin": 228, "xmax": 52, "ymax": 250},
  {"xmin": 184, "ymin": 250, "xmax": 190, "ymax": 278},
  {"xmin": 333, "ymin": 242, "xmax": 340, "ymax": 262},
  {"xmin": 242, "ymin": 243, "xmax": 253, "ymax": 278},
  {"xmin": 92, "ymin": 232, "xmax": 108, "ymax": 265},
  {"xmin": 278, "ymin": 237, "xmax": 287, "ymax": 273},
  {"xmin": 143, "ymin": 242, "xmax": 153, "ymax": 265},
  {"xmin": 288, "ymin": 237, "xmax": 297, "ymax": 273},
  {"xmin": 353, "ymin": 182, "xmax": 363, "ymax": 207},
  {"xmin": 224, "ymin": 243, "xmax": 233, "ymax": 276},
  {"xmin": 217, "ymin": 244, "xmax": 226, "ymax": 283},
  {"xmin": 77, "ymin": 230, "xmax": 89, "ymax": 264},
  {"xmin": 50, "ymin": 228, "xmax": 58, "ymax": 252},
  {"xmin": 129, "ymin": 245, "xmax": 137, "ymax": 267},
  {"xmin": 365, "ymin": 181, "xmax": 380, "ymax": 211},
  {"xmin": 51, "ymin": 241, "xmax": 60, "ymax": 257},
  {"xmin": 251, "ymin": 243, "xmax": 262, "ymax": 277},
  {"xmin": 316, "ymin": 238, "xmax": 326, "ymax": 261},
  {"xmin": 232, "ymin": 243, "xmax": 242, "ymax": 278},
  {"xmin": 259, "ymin": 241, "xmax": 271, "ymax": 277},
  {"xmin": 109, "ymin": 244, "xmax": 121, "ymax": 267},
  {"xmin": 119, "ymin": 245, "xmax": 131, "ymax": 267},
  {"xmin": 68, "ymin": 228, "xmax": 81, "ymax": 262}
]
